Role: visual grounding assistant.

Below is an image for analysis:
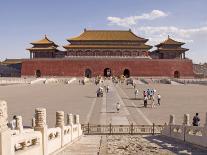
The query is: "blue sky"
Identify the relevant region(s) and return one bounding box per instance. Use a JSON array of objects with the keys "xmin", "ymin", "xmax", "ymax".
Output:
[{"xmin": 0, "ymin": 0, "xmax": 207, "ymax": 63}]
